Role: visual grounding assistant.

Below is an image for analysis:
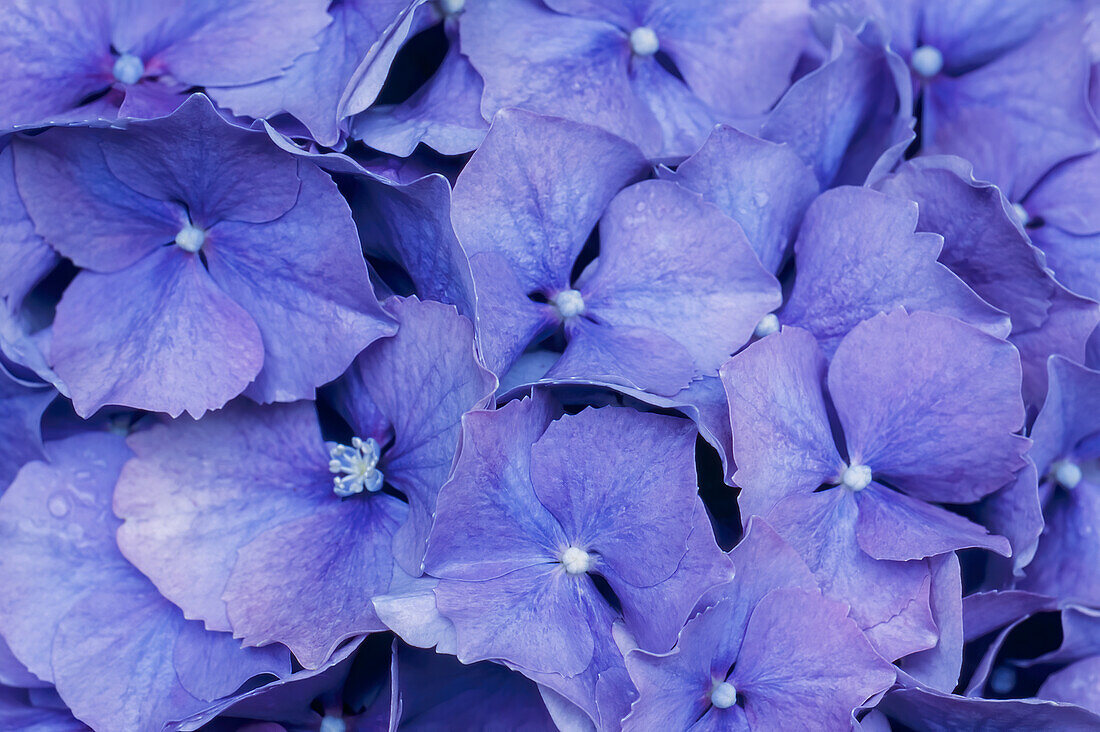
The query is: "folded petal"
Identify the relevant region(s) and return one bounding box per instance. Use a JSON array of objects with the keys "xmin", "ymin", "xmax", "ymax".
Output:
[
  {"xmin": 898, "ymin": 553, "xmax": 964, "ymax": 693},
  {"xmin": 762, "ymin": 24, "xmax": 913, "ymax": 187},
  {"xmin": 721, "ymin": 327, "xmax": 844, "ymax": 520},
  {"xmin": 0, "ymin": 368, "xmax": 52, "ymax": 490},
  {"xmin": 50, "ymin": 247, "xmax": 264, "ymax": 417},
  {"xmin": 204, "ymin": 163, "xmax": 394, "ymax": 404},
  {"xmin": 781, "ymin": 187, "xmax": 1010, "ymax": 352},
  {"xmin": 0, "ymin": 147, "xmax": 57, "ymax": 307},
  {"xmin": 829, "ymin": 310, "xmax": 1028, "ymax": 504},
  {"xmin": 877, "ymin": 155, "xmax": 1054, "ymax": 331},
  {"xmin": 582, "ymin": 180, "xmax": 781, "ymax": 376}
]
